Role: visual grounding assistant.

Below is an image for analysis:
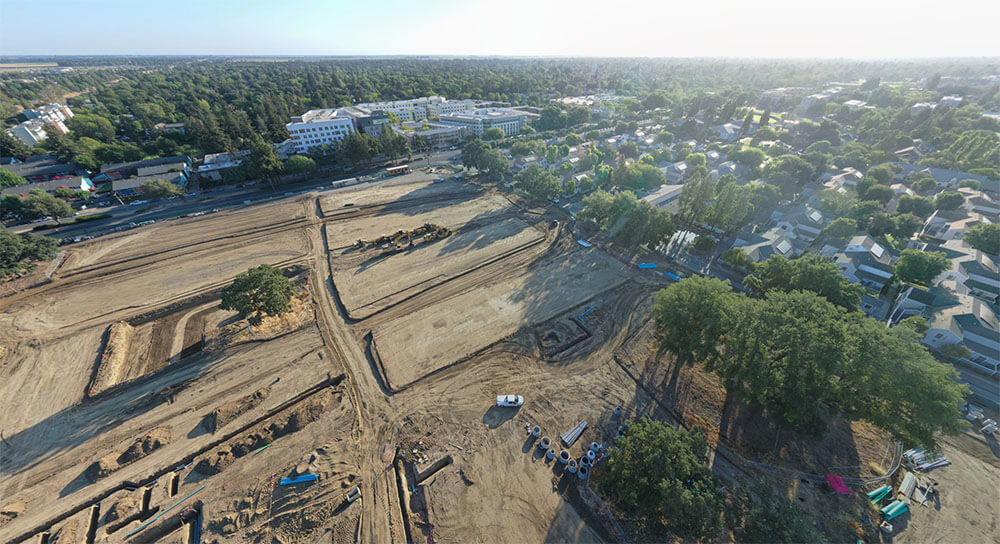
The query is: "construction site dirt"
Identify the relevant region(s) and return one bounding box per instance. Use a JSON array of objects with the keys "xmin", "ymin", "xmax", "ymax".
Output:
[{"xmin": 2, "ymin": 173, "xmax": 995, "ymax": 544}]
